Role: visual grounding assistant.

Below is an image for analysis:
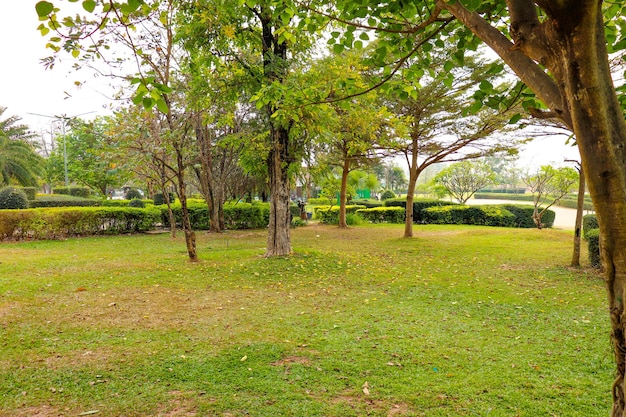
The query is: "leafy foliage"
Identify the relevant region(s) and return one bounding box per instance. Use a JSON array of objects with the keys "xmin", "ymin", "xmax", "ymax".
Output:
[
  {"xmin": 434, "ymin": 160, "xmax": 496, "ymax": 204},
  {"xmin": 0, "ymin": 187, "xmax": 29, "ymax": 210}
]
